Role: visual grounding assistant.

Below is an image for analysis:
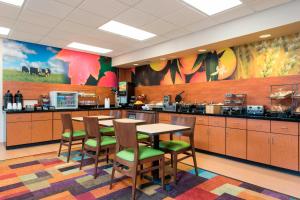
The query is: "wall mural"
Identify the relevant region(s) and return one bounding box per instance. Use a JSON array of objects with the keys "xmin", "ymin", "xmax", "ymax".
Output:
[
  {"xmin": 2, "ymin": 39, "xmax": 117, "ymax": 87},
  {"xmin": 133, "ymin": 32, "xmax": 300, "ymax": 86}
]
